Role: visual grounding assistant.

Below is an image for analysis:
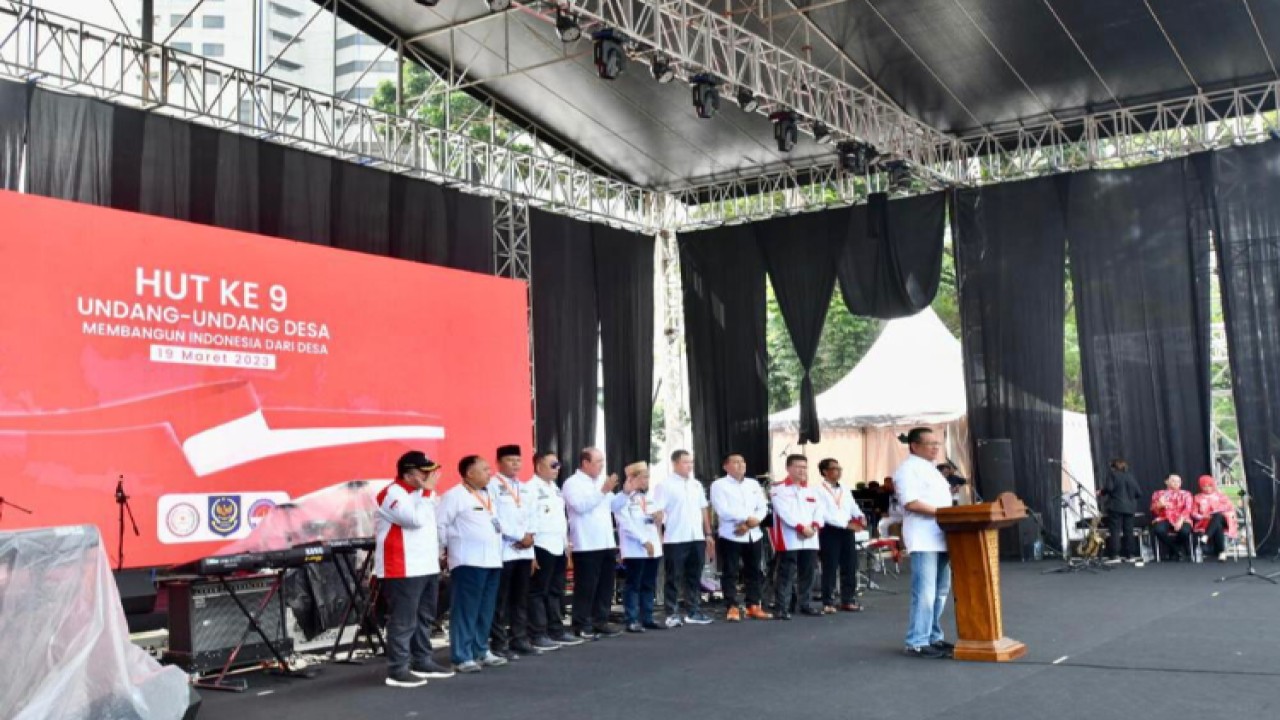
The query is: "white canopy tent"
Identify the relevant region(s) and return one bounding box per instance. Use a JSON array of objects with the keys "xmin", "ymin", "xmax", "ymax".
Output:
[{"xmin": 768, "ymin": 308, "xmax": 1096, "ymax": 547}]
